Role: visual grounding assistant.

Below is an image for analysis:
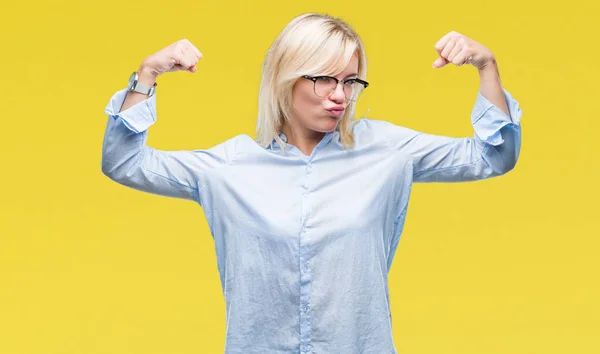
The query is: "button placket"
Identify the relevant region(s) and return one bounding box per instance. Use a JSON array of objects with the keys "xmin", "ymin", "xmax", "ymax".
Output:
[{"xmin": 299, "ymin": 159, "xmax": 313, "ymax": 352}]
